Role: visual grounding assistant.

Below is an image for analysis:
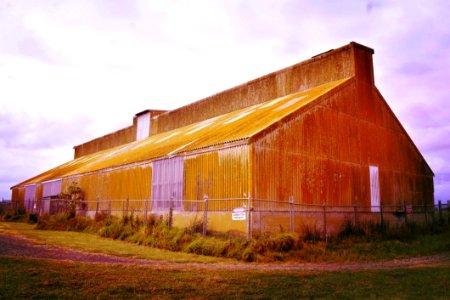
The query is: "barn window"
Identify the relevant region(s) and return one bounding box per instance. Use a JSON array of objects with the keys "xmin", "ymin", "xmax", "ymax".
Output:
[
  {"xmin": 369, "ymin": 165, "xmax": 380, "ymax": 212},
  {"xmin": 151, "ymin": 157, "xmax": 184, "ymax": 211},
  {"xmin": 136, "ymin": 112, "xmax": 150, "ymax": 140}
]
